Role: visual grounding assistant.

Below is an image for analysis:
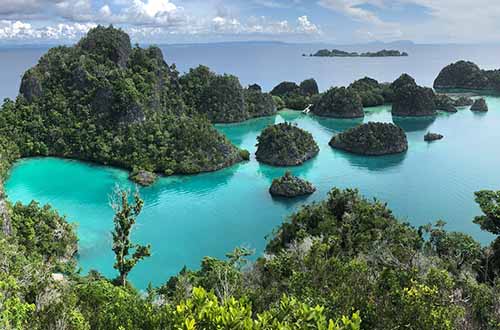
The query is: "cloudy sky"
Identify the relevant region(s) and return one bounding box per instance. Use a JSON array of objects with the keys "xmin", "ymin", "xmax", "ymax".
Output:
[{"xmin": 0, "ymin": 0, "xmax": 497, "ymax": 44}]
